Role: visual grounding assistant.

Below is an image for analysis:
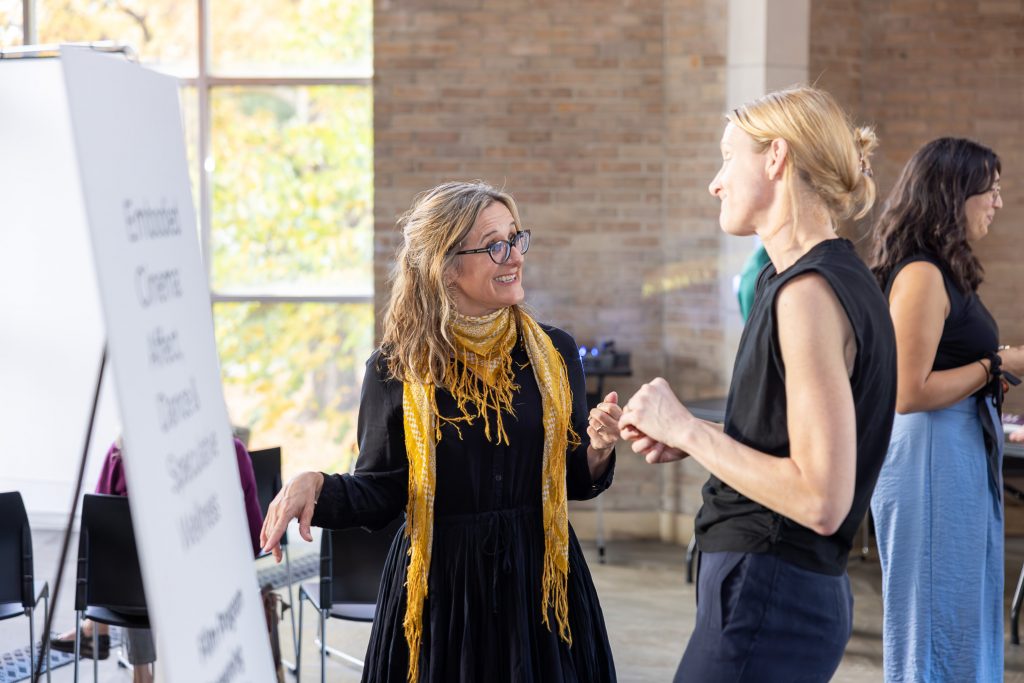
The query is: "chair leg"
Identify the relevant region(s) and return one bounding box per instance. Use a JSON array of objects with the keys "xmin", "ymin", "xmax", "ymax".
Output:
[
  {"xmin": 319, "ymin": 609, "xmax": 327, "ymax": 683},
  {"xmin": 296, "ymin": 590, "xmax": 304, "ymax": 680},
  {"xmin": 28, "ymin": 604, "xmax": 35, "ymax": 681},
  {"xmin": 282, "ymin": 546, "xmax": 297, "ymax": 674},
  {"xmin": 44, "ymin": 593, "xmax": 51, "ymax": 683},
  {"xmin": 92, "ymin": 628, "xmax": 98, "ymax": 682},
  {"xmin": 1011, "ymin": 560, "xmax": 1024, "ymax": 645},
  {"xmin": 314, "ymin": 639, "xmax": 365, "ymax": 669},
  {"xmin": 860, "ymin": 508, "xmax": 871, "ymax": 560},
  {"xmin": 685, "ymin": 535, "xmax": 697, "ymax": 584},
  {"xmin": 74, "ymin": 611, "xmax": 82, "ymax": 683},
  {"xmin": 312, "ymin": 614, "xmax": 364, "ymax": 670}
]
